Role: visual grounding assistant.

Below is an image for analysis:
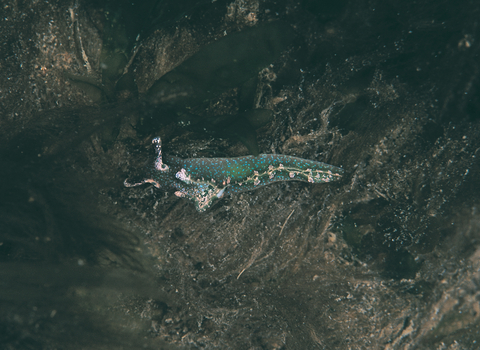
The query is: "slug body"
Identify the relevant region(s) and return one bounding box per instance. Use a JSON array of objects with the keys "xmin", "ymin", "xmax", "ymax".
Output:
[{"xmin": 125, "ymin": 137, "xmax": 344, "ymax": 212}]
